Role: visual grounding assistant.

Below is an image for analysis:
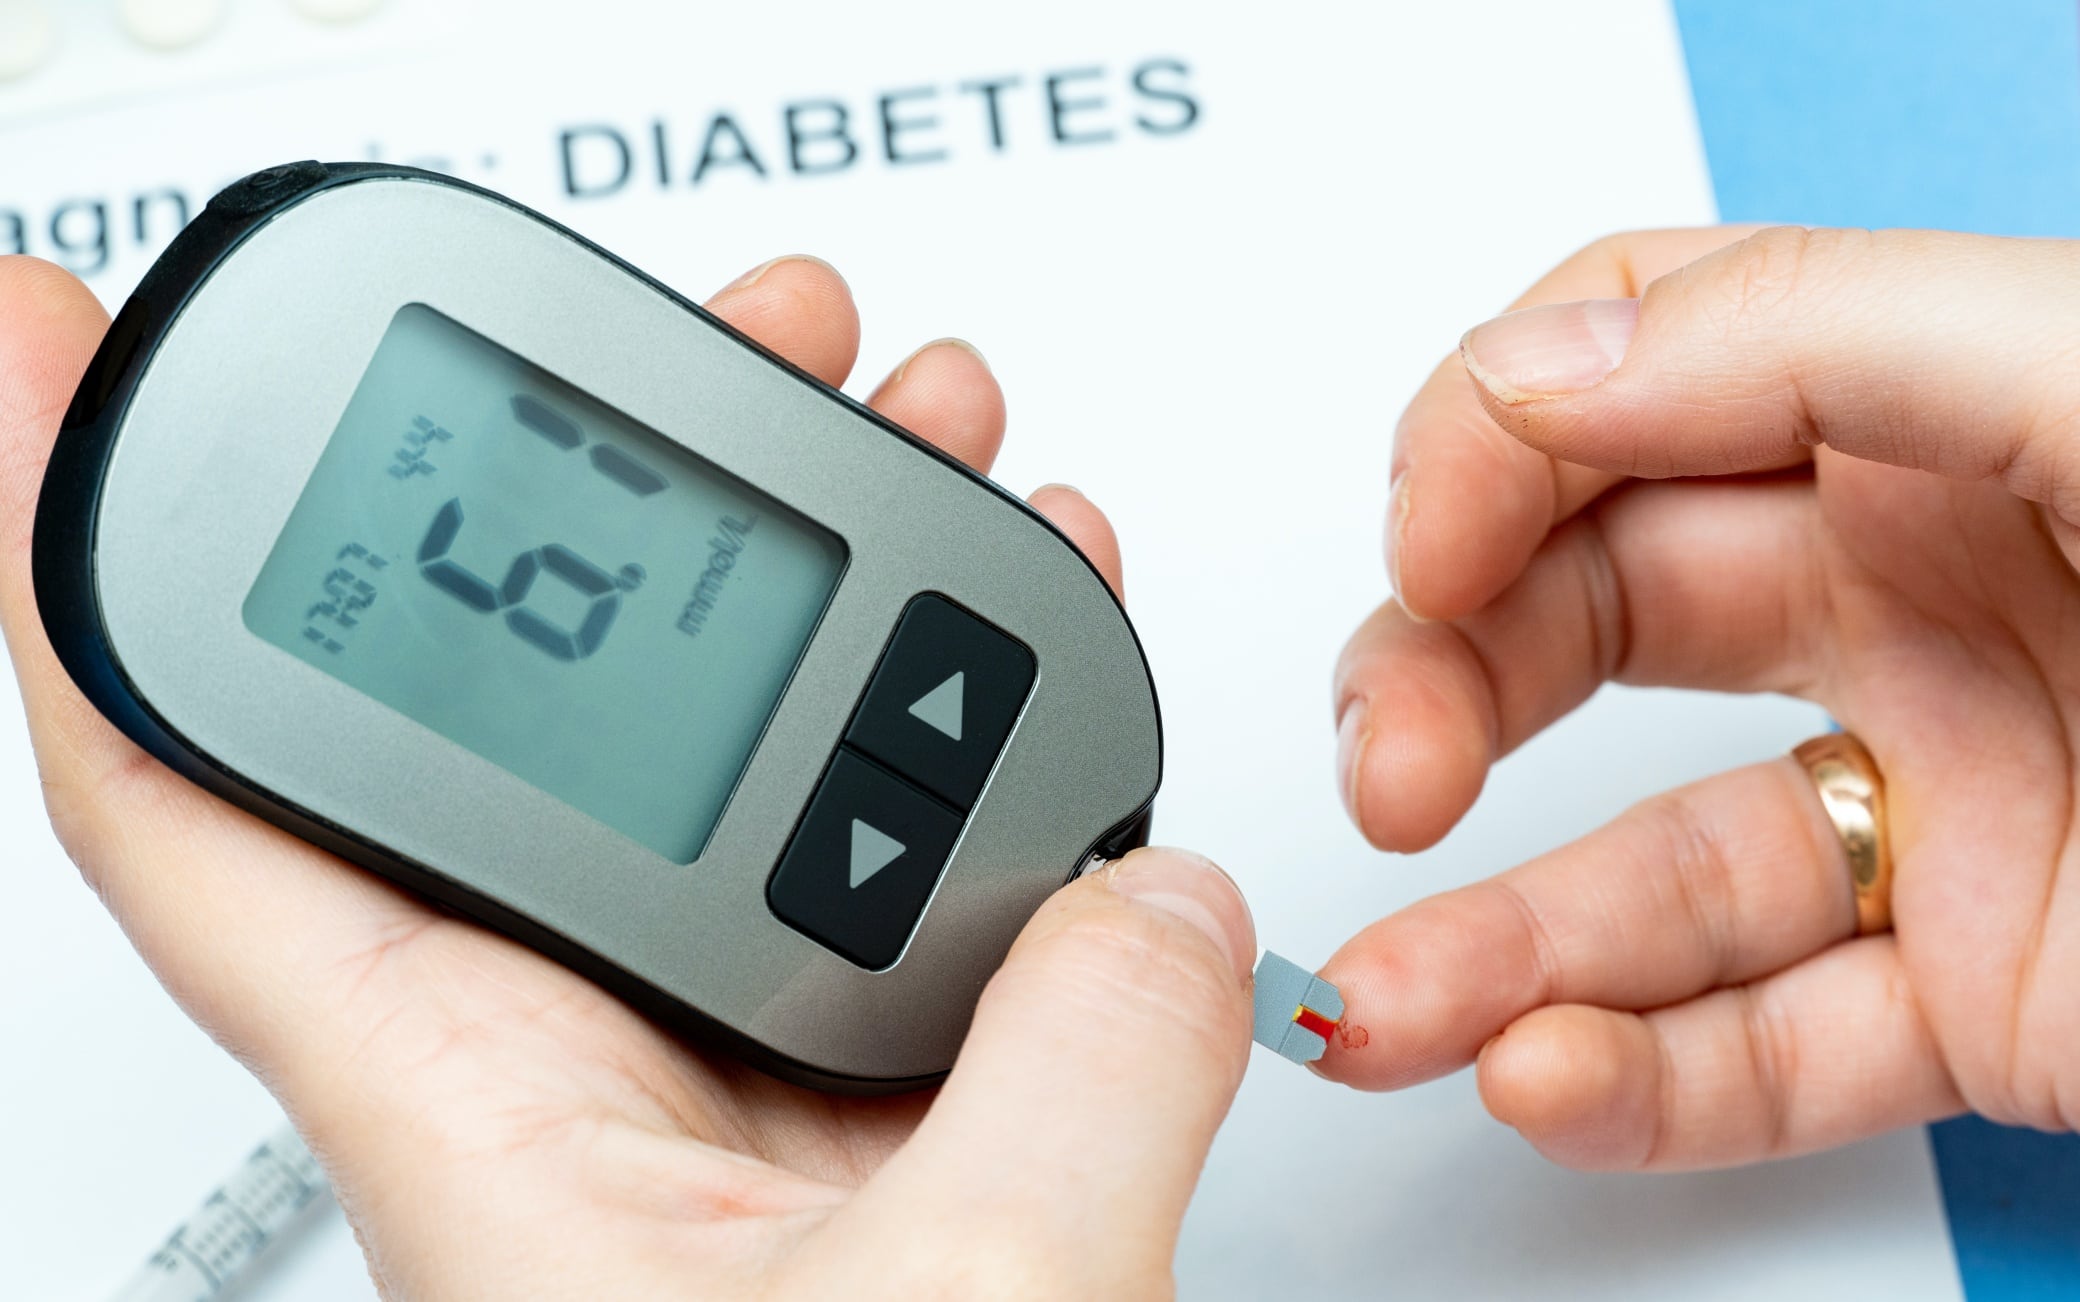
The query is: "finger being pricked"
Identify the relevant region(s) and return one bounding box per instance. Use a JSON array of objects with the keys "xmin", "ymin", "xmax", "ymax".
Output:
[
  {"xmin": 1311, "ymin": 747, "xmax": 1965, "ymax": 1155},
  {"xmin": 1315, "ymin": 753, "xmax": 1967, "ymax": 1169}
]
